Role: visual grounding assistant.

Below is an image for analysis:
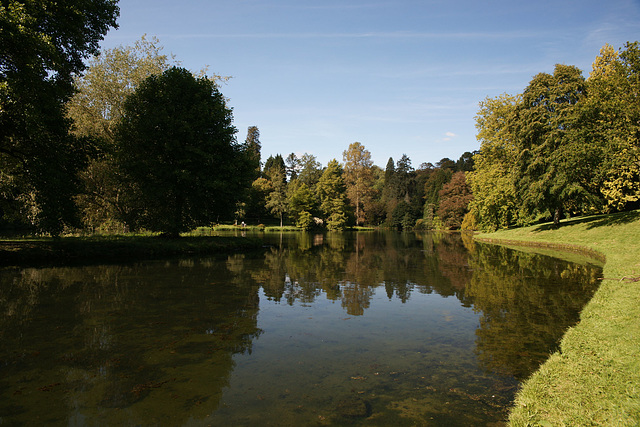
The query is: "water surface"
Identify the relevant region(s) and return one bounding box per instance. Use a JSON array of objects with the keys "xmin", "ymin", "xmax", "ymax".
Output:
[{"xmin": 0, "ymin": 232, "xmax": 602, "ymax": 426}]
